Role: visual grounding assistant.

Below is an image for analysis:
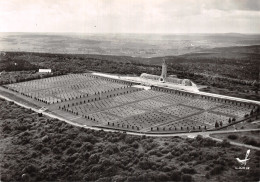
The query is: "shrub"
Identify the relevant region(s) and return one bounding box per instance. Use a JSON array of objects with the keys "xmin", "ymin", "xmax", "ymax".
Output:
[
  {"xmin": 178, "ymin": 154, "xmax": 190, "ymax": 162},
  {"xmin": 88, "ymin": 154, "xmax": 100, "ymax": 164},
  {"xmin": 81, "ymin": 142, "xmax": 93, "ymax": 151},
  {"xmin": 131, "ymin": 141, "xmax": 139, "ymax": 149},
  {"xmin": 228, "ymin": 134, "xmax": 238, "ymax": 140},
  {"xmin": 210, "ymin": 165, "xmax": 224, "ymax": 175},
  {"xmin": 182, "ymin": 174, "xmax": 193, "ymax": 182},
  {"xmin": 181, "ymin": 167, "xmax": 197, "ymax": 174},
  {"xmin": 66, "ymin": 147, "xmax": 77, "ymax": 155},
  {"xmin": 34, "ymin": 143, "xmax": 43, "ymax": 150},
  {"xmin": 73, "ymin": 141, "xmax": 82, "ymax": 148},
  {"xmin": 138, "ymin": 160, "xmax": 155, "ymax": 170},
  {"xmin": 41, "ymin": 135, "xmax": 50, "ymax": 143},
  {"xmin": 243, "ymin": 138, "xmax": 258, "ymax": 147},
  {"xmin": 156, "ymin": 172, "xmax": 170, "ymax": 181},
  {"xmin": 165, "ymin": 153, "xmax": 173, "ymax": 159},
  {"xmin": 22, "ymin": 164, "xmax": 38, "ymax": 174},
  {"xmin": 220, "ymin": 139, "xmax": 231, "ymax": 147},
  {"xmin": 201, "ymin": 138, "xmax": 216, "ymax": 147},
  {"xmin": 255, "ymin": 150, "xmax": 260, "ymax": 156},
  {"xmin": 52, "ymin": 147, "xmax": 60, "ymax": 154},
  {"xmin": 170, "ymin": 170, "xmax": 181, "ymax": 181},
  {"xmin": 161, "ymin": 148, "xmax": 170, "ymax": 154},
  {"xmin": 125, "ymin": 136, "xmax": 136, "ymax": 144},
  {"xmin": 84, "ymin": 134, "xmax": 98, "ymax": 144},
  {"xmin": 2, "ymin": 125, "xmax": 11, "ymax": 132},
  {"xmin": 83, "ymin": 151, "xmax": 90, "ymax": 159},
  {"xmin": 149, "ymin": 149, "xmax": 163, "ymax": 157},
  {"xmin": 66, "ymin": 153, "xmax": 79, "ymax": 163},
  {"xmin": 189, "ymin": 150, "xmax": 200, "ymax": 158}
]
